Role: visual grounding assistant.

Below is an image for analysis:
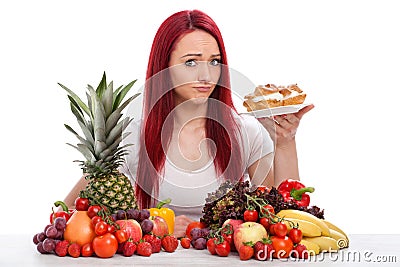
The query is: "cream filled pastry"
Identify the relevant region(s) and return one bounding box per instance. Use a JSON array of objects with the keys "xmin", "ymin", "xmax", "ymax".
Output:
[{"xmin": 243, "ymin": 83, "xmax": 306, "ymax": 112}]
